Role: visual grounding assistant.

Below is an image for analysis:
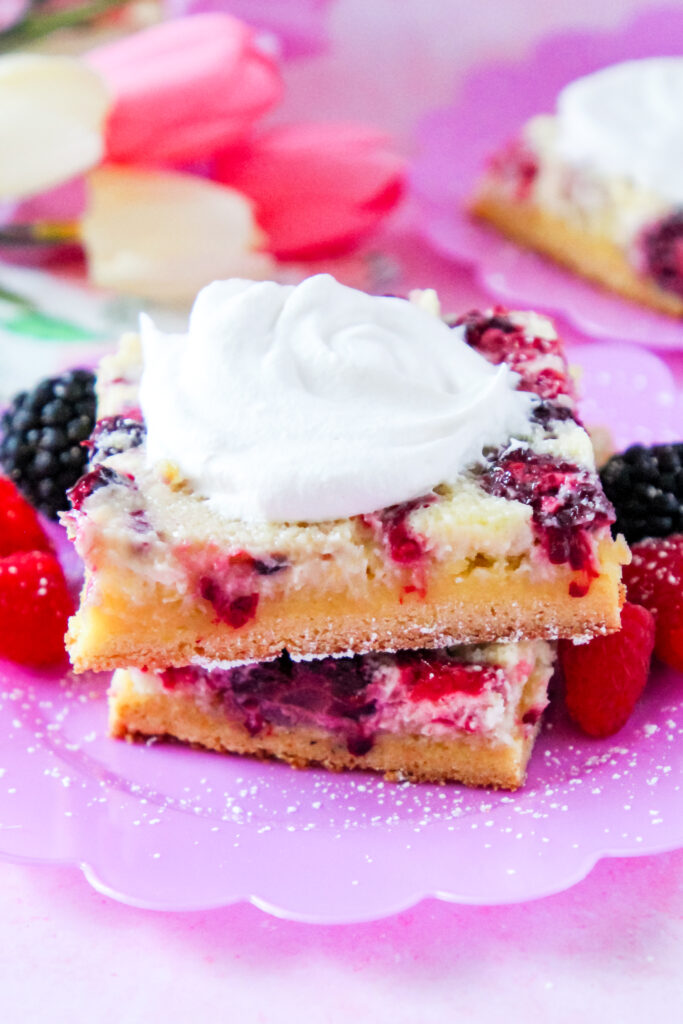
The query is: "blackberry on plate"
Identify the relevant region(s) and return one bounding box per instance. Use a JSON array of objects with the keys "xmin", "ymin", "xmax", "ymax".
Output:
[
  {"xmin": 599, "ymin": 442, "xmax": 683, "ymax": 544},
  {"xmin": 0, "ymin": 368, "xmax": 96, "ymax": 519}
]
